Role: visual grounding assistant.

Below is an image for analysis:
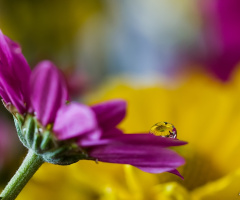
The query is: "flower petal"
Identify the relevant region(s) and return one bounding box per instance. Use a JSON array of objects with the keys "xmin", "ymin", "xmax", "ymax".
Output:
[
  {"xmin": 78, "ymin": 128, "xmax": 123, "ymax": 147},
  {"xmin": 91, "ymin": 99, "xmax": 126, "ymax": 131},
  {"xmin": 106, "ymin": 133, "xmax": 187, "ymax": 147},
  {"xmin": 30, "ymin": 61, "xmax": 68, "ymax": 125},
  {"xmin": 0, "ymin": 86, "xmax": 10, "ymax": 103},
  {"xmin": 4, "ymin": 34, "xmax": 31, "ymax": 95},
  {"xmin": 89, "ymin": 144, "xmax": 185, "ymax": 174},
  {"xmin": 134, "ymin": 166, "xmax": 177, "ymax": 174},
  {"xmin": 0, "ymin": 75, "xmax": 25, "ymax": 112},
  {"xmin": 53, "ymin": 103, "xmax": 97, "ymax": 140},
  {"xmin": 168, "ymin": 169, "xmax": 183, "ymax": 179},
  {"xmin": 0, "ymin": 30, "xmax": 12, "ymax": 66},
  {"xmin": 0, "ymin": 30, "xmax": 31, "ymax": 113}
]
